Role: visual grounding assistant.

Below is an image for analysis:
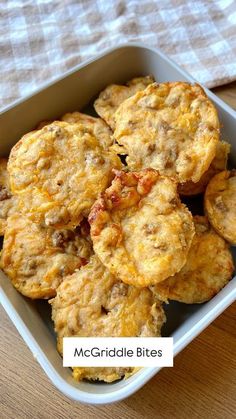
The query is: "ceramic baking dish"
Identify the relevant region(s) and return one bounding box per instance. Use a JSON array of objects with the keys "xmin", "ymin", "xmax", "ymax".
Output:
[{"xmin": 0, "ymin": 44, "xmax": 235, "ymax": 405}]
